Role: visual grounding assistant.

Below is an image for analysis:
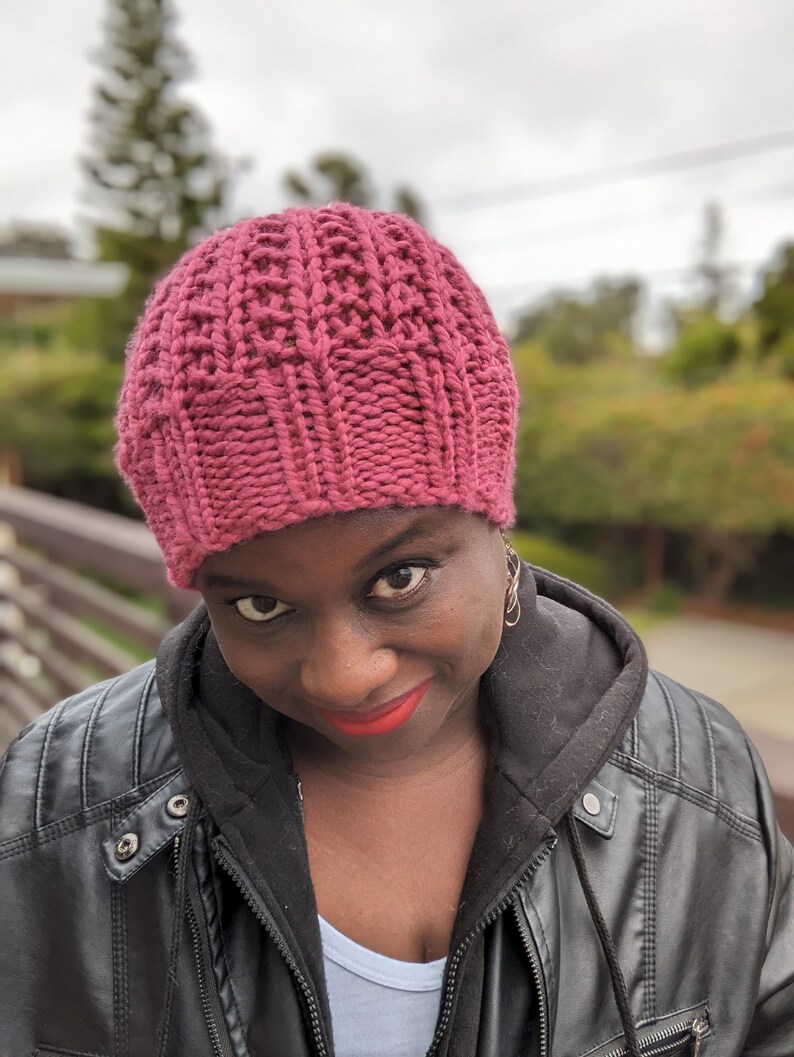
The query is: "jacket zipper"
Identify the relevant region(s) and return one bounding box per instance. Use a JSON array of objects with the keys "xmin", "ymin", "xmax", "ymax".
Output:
[
  {"xmin": 511, "ymin": 901, "xmax": 549, "ymax": 1057},
  {"xmin": 185, "ymin": 896, "xmax": 236, "ymax": 1057},
  {"xmin": 174, "ymin": 834, "xmax": 237, "ymax": 1057},
  {"xmin": 213, "ymin": 839, "xmax": 330, "ymax": 1057},
  {"xmin": 425, "ymin": 833, "xmax": 557, "ymax": 1057},
  {"xmin": 689, "ymin": 1017, "xmax": 710, "ymax": 1057},
  {"xmin": 600, "ymin": 1010, "xmax": 710, "ymax": 1057}
]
